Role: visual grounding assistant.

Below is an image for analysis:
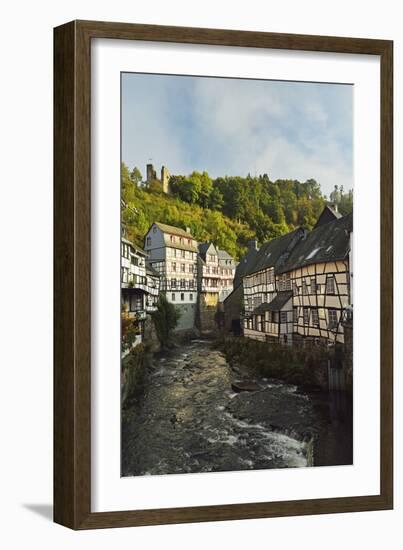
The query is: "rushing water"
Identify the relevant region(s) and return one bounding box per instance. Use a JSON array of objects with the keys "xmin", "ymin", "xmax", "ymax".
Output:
[{"xmin": 122, "ymin": 339, "xmax": 351, "ymax": 477}]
